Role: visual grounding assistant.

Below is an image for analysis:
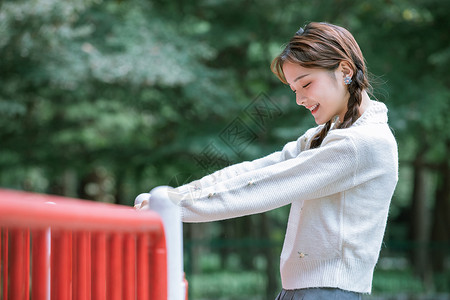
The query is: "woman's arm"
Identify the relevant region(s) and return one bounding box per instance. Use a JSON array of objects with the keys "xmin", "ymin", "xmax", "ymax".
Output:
[
  {"xmin": 178, "ymin": 132, "xmax": 360, "ymax": 222},
  {"xmin": 176, "ymin": 128, "xmax": 317, "ymax": 195}
]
